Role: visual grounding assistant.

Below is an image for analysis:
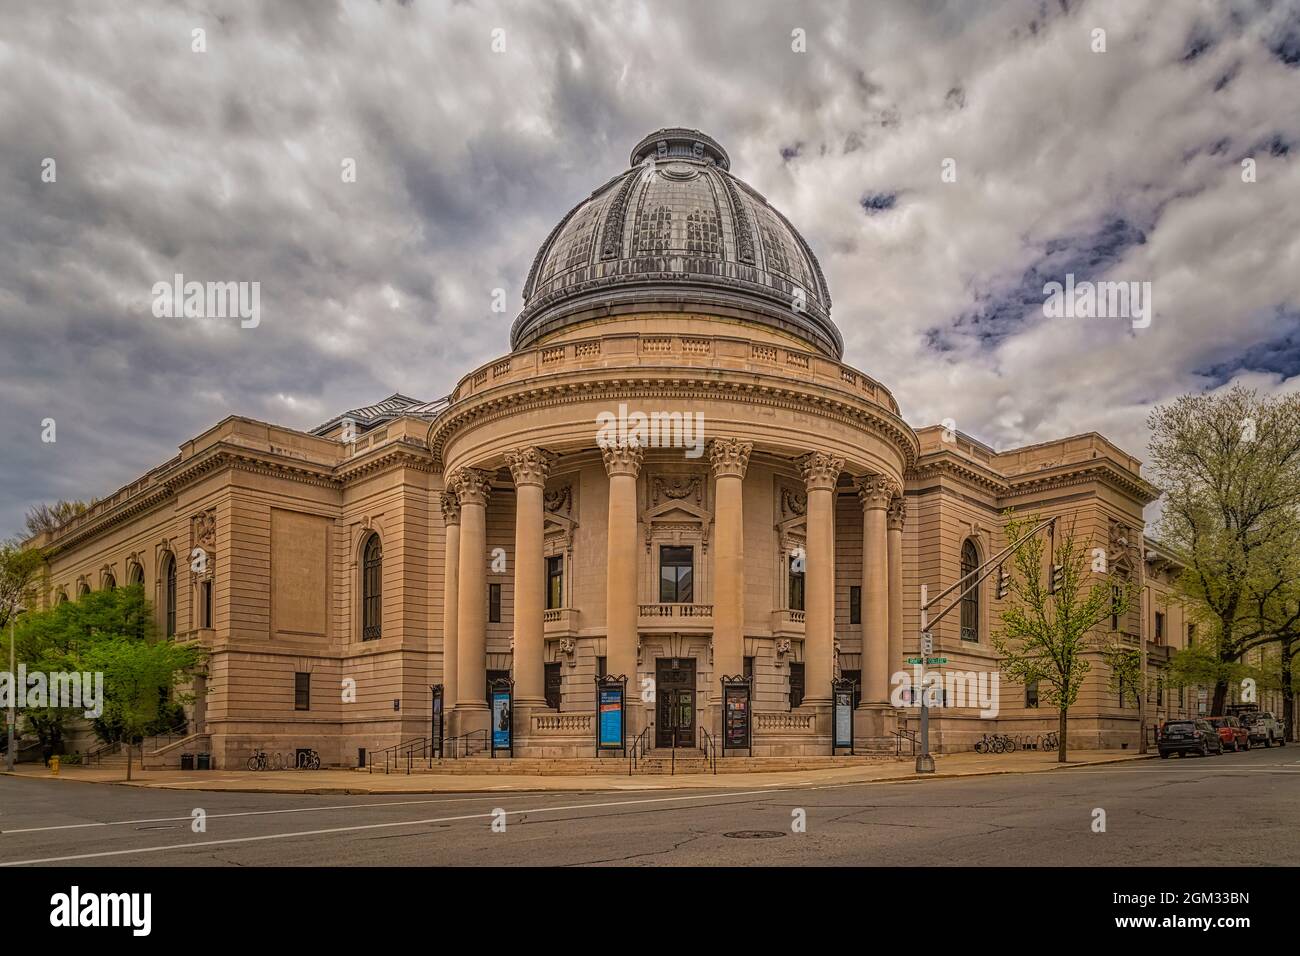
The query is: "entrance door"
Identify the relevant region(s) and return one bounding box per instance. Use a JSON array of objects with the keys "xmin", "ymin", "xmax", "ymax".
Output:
[{"xmin": 655, "ymin": 658, "xmax": 696, "ymax": 748}]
